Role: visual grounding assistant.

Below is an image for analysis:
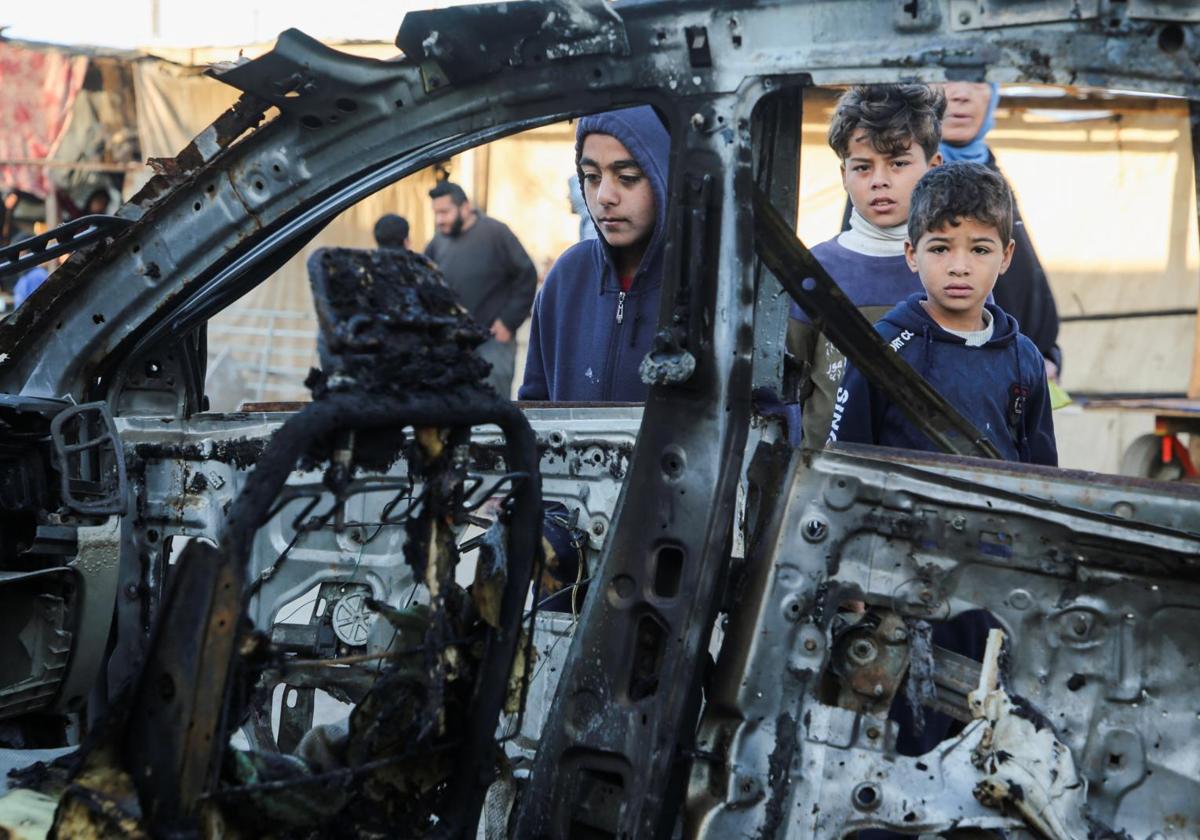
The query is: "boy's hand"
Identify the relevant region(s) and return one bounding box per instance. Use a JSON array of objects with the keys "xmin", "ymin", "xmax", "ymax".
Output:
[
  {"xmin": 491, "ymin": 320, "xmax": 513, "ymax": 343},
  {"xmin": 1044, "ymin": 358, "xmax": 1059, "ymax": 382}
]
